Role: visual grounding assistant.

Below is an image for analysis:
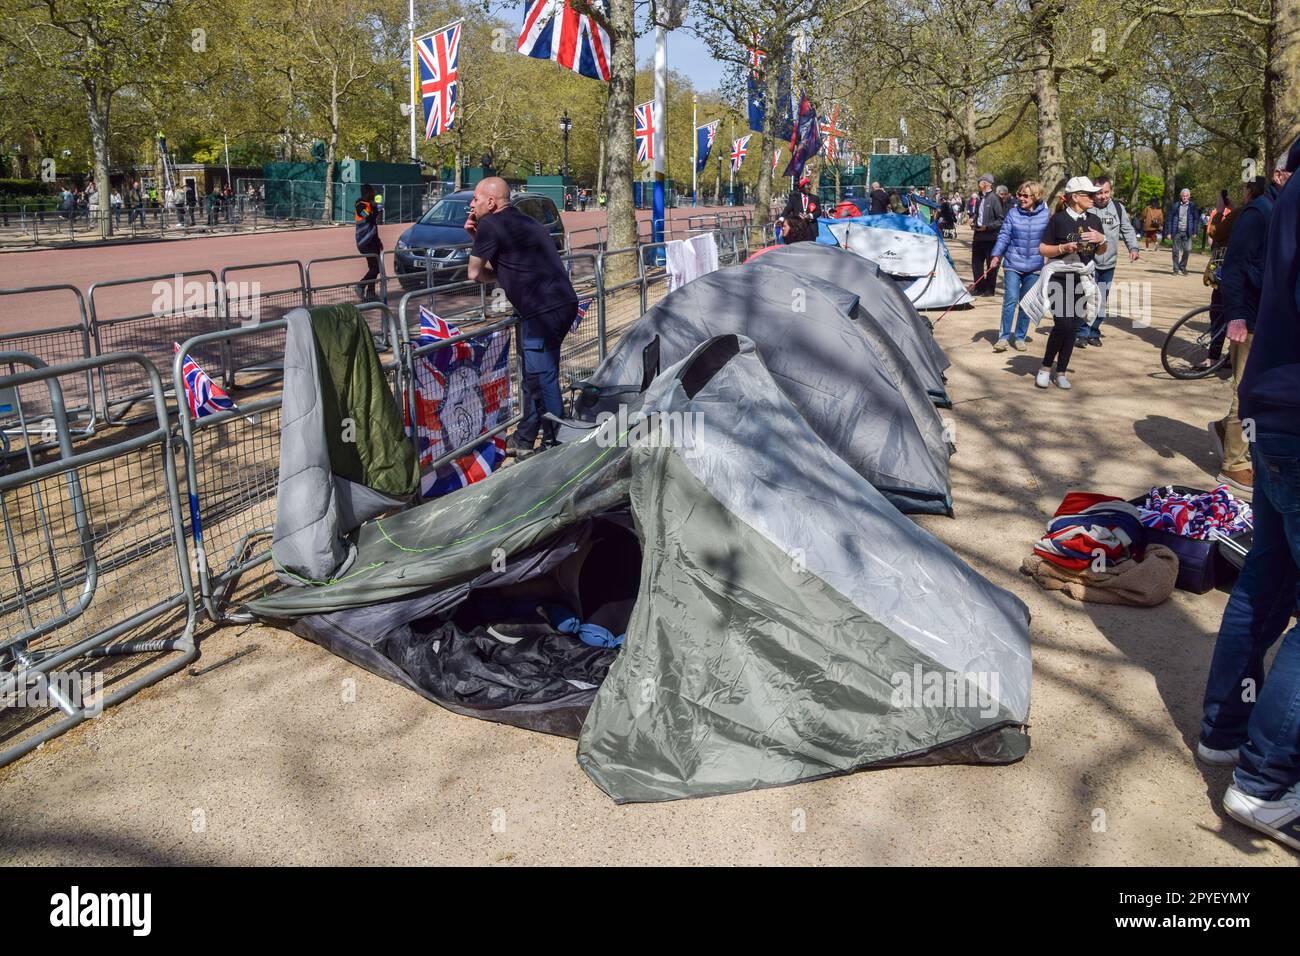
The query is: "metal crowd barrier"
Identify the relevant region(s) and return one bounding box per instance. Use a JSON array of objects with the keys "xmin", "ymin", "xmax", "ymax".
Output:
[
  {"xmin": 219, "ymin": 260, "xmax": 308, "ymax": 385},
  {"xmin": 0, "ymin": 351, "xmax": 197, "ymax": 766},
  {"xmin": 173, "ymin": 302, "xmax": 402, "ymax": 622},
  {"xmin": 89, "ymin": 270, "xmax": 224, "ymax": 422},
  {"xmin": 0, "ymin": 285, "xmax": 98, "ymax": 441},
  {"xmin": 305, "ymin": 254, "xmax": 396, "ymax": 344}
]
